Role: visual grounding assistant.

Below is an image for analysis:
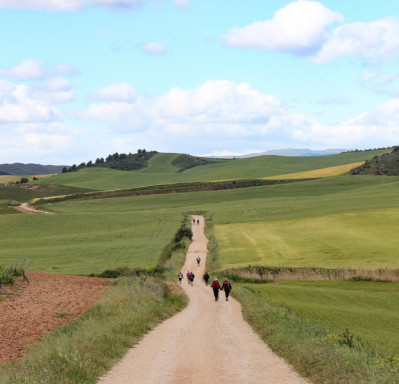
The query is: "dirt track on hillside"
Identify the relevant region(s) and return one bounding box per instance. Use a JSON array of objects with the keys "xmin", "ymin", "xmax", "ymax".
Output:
[{"xmin": 98, "ymin": 215, "xmax": 309, "ymax": 384}]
